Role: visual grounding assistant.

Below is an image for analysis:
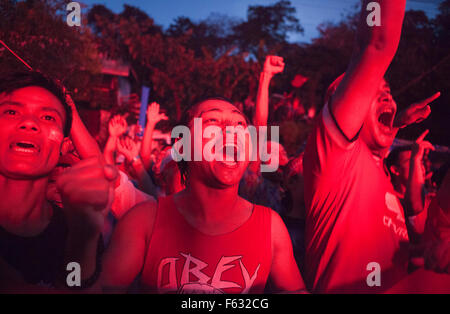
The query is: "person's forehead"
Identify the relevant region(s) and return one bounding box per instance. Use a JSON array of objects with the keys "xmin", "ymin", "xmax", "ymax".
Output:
[{"xmin": 0, "ymin": 86, "xmax": 66, "ymax": 118}]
